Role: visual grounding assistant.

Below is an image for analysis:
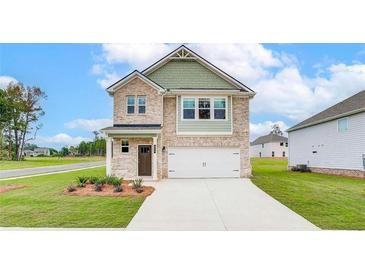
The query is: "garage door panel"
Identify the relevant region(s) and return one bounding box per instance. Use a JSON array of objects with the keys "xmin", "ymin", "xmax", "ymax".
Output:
[{"xmin": 168, "ymin": 147, "xmax": 240, "ymax": 178}]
